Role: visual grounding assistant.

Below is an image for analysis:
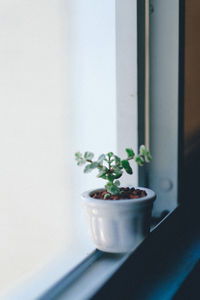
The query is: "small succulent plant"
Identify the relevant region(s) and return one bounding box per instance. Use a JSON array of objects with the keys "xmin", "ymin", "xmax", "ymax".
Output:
[{"xmin": 75, "ymin": 145, "xmax": 152, "ymax": 198}]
